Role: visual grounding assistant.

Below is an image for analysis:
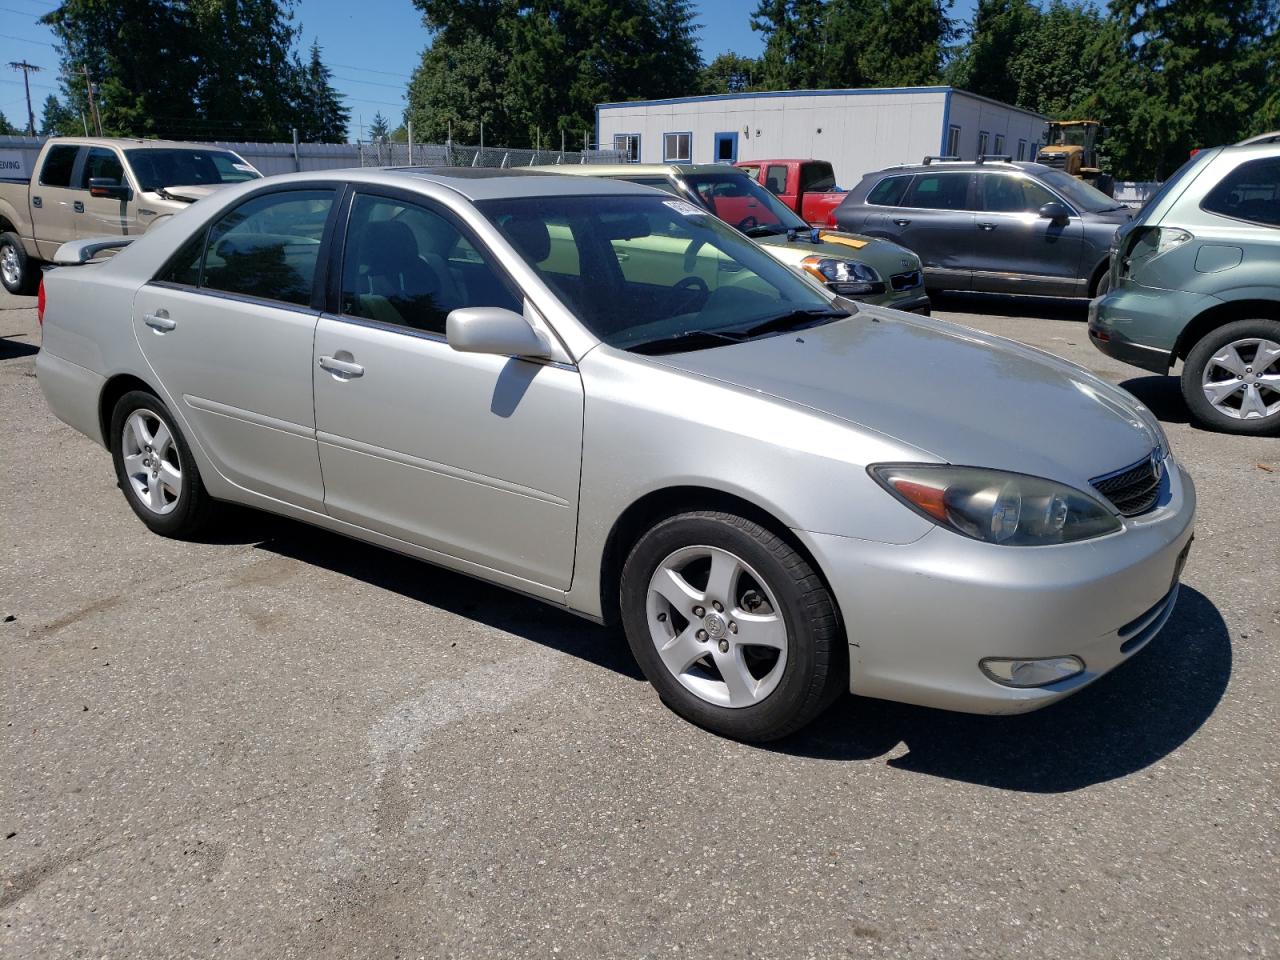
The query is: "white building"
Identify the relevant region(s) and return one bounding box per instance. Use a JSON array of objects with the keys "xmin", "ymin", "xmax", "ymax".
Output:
[{"xmin": 596, "ymin": 86, "xmax": 1047, "ymax": 188}]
